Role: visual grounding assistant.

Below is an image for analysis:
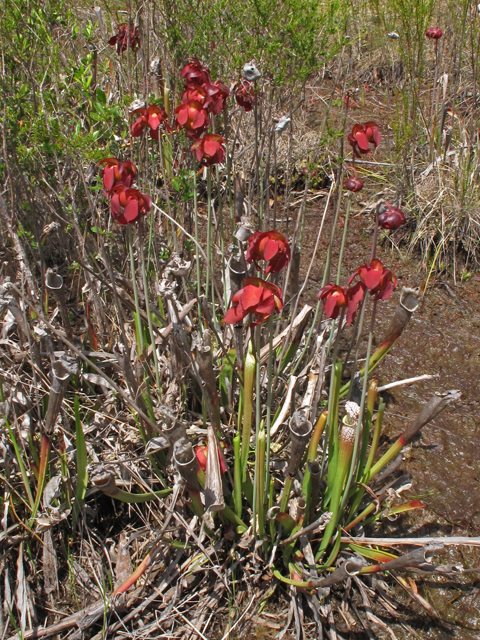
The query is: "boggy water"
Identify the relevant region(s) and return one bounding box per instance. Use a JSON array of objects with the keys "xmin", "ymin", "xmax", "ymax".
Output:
[{"xmin": 299, "ymin": 206, "xmax": 480, "ymax": 637}]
